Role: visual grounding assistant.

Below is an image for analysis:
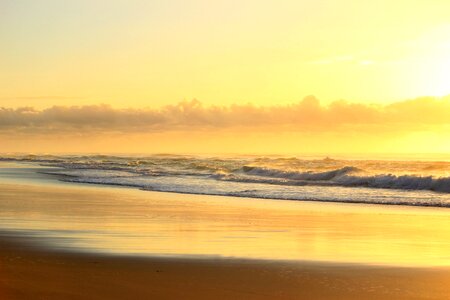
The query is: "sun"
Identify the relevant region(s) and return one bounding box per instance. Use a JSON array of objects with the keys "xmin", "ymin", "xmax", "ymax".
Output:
[
  {"xmin": 432, "ymin": 59, "xmax": 450, "ymax": 97},
  {"xmin": 418, "ymin": 27, "xmax": 450, "ymax": 97}
]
